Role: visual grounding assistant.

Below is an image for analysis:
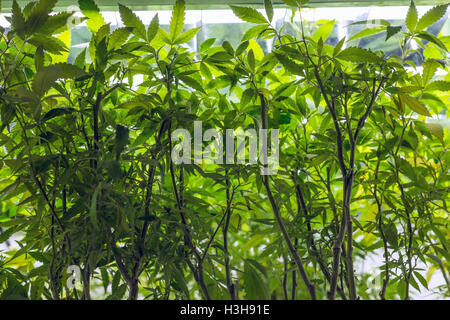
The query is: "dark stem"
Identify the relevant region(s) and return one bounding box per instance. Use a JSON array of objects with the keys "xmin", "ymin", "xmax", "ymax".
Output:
[{"xmin": 258, "ymin": 92, "xmax": 316, "ymax": 300}]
